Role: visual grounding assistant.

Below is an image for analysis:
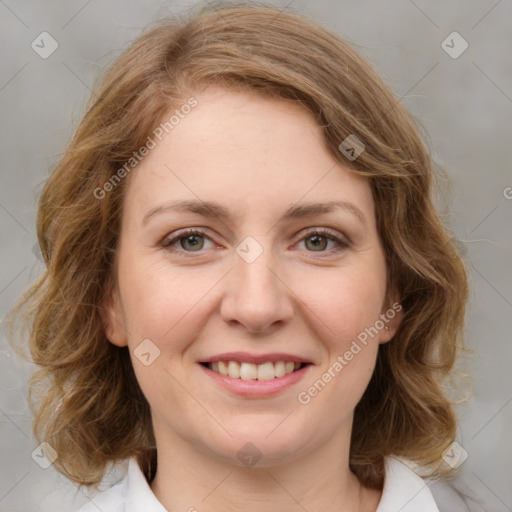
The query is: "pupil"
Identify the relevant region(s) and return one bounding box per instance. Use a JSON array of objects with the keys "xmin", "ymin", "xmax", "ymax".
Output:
[
  {"xmin": 183, "ymin": 235, "xmax": 203, "ymax": 251},
  {"xmin": 308, "ymin": 235, "xmax": 326, "ymax": 251}
]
